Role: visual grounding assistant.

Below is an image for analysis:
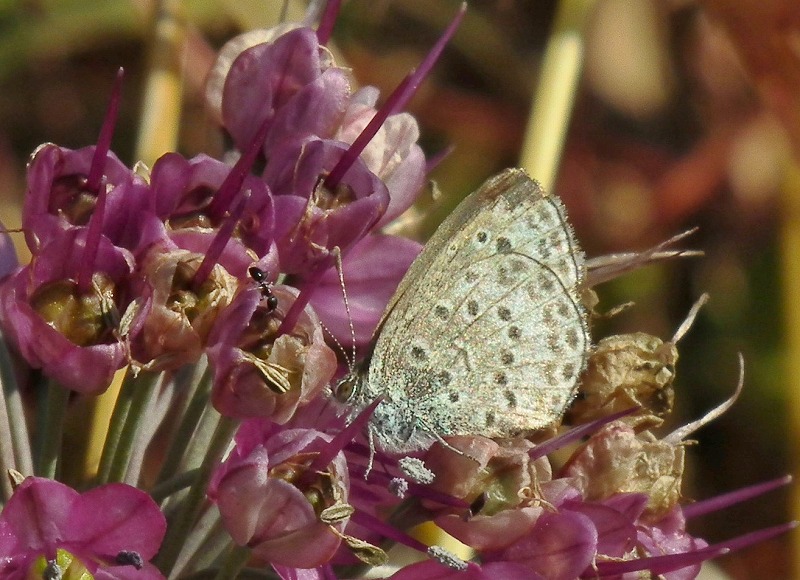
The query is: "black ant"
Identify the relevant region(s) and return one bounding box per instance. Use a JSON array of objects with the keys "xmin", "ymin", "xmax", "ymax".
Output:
[{"xmin": 248, "ymin": 266, "xmax": 278, "ymax": 312}]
